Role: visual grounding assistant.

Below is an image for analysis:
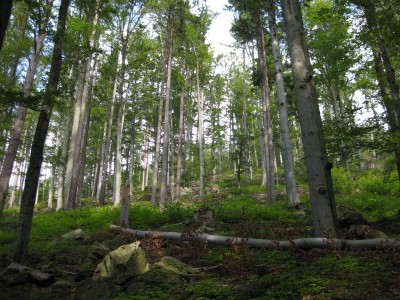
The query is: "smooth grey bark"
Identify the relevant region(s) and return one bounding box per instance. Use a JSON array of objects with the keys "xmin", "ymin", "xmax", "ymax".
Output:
[
  {"xmin": 66, "ymin": 3, "xmax": 99, "ymax": 209},
  {"xmin": 0, "ymin": 0, "xmax": 13, "ymax": 50},
  {"xmin": 159, "ymin": 28, "xmax": 173, "ymax": 207},
  {"xmin": 241, "ymin": 47, "xmax": 249, "ymax": 183},
  {"xmin": 256, "ymin": 11, "xmax": 276, "ymax": 203},
  {"xmin": 56, "ymin": 86, "xmax": 74, "ymax": 210},
  {"xmin": 98, "ymin": 75, "xmax": 117, "ymax": 205},
  {"xmin": 12, "ymin": 0, "xmax": 70, "ymax": 262},
  {"xmin": 47, "ymin": 165, "xmax": 55, "ymax": 208},
  {"xmin": 175, "ymin": 62, "xmax": 186, "ymax": 201},
  {"xmin": 267, "ymin": 0, "xmax": 299, "ymax": 208},
  {"xmin": 0, "ymin": 1, "xmax": 53, "ymax": 220},
  {"xmin": 281, "ymin": 0, "xmax": 336, "ymax": 237},
  {"xmin": 197, "ymin": 58, "xmax": 205, "ymax": 199},
  {"xmin": 128, "ymin": 121, "xmax": 136, "ymax": 196},
  {"xmin": 151, "ymin": 82, "xmax": 166, "ymax": 206},
  {"xmin": 113, "ymin": 100, "xmax": 126, "ymax": 206},
  {"xmin": 111, "ymin": 225, "xmax": 400, "ymax": 251}
]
